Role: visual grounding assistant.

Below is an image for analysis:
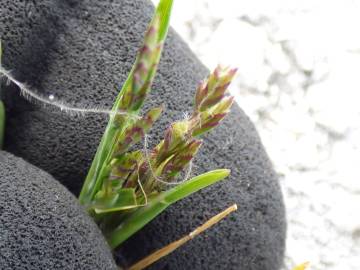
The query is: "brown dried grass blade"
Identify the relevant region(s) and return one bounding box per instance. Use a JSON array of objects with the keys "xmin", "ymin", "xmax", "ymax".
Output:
[{"xmin": 127, "ymin": 204, "xmax": 238, "ymax": 270}]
